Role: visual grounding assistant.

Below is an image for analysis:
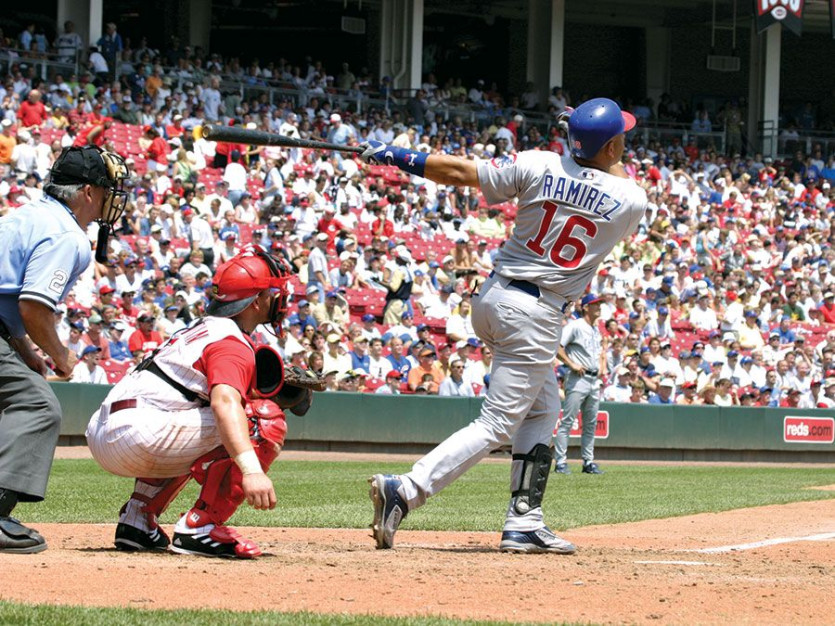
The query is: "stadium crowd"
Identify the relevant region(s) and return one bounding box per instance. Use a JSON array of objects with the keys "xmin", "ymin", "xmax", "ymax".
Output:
[{"xmin": 2, "ymin": 32, "xmax": 835, "ymax": 408}]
